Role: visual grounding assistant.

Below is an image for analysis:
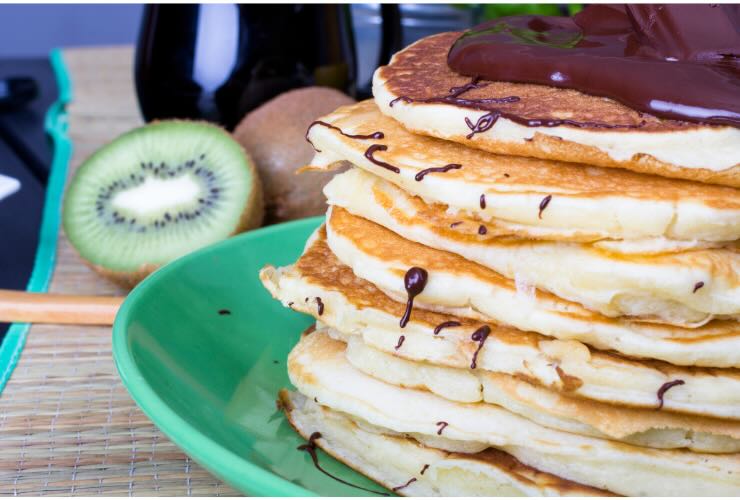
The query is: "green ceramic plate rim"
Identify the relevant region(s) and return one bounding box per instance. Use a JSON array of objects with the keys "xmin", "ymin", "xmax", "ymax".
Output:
[{"xmin": 112, "ymin": 216, "xmax": 324, "ymax": 497}]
